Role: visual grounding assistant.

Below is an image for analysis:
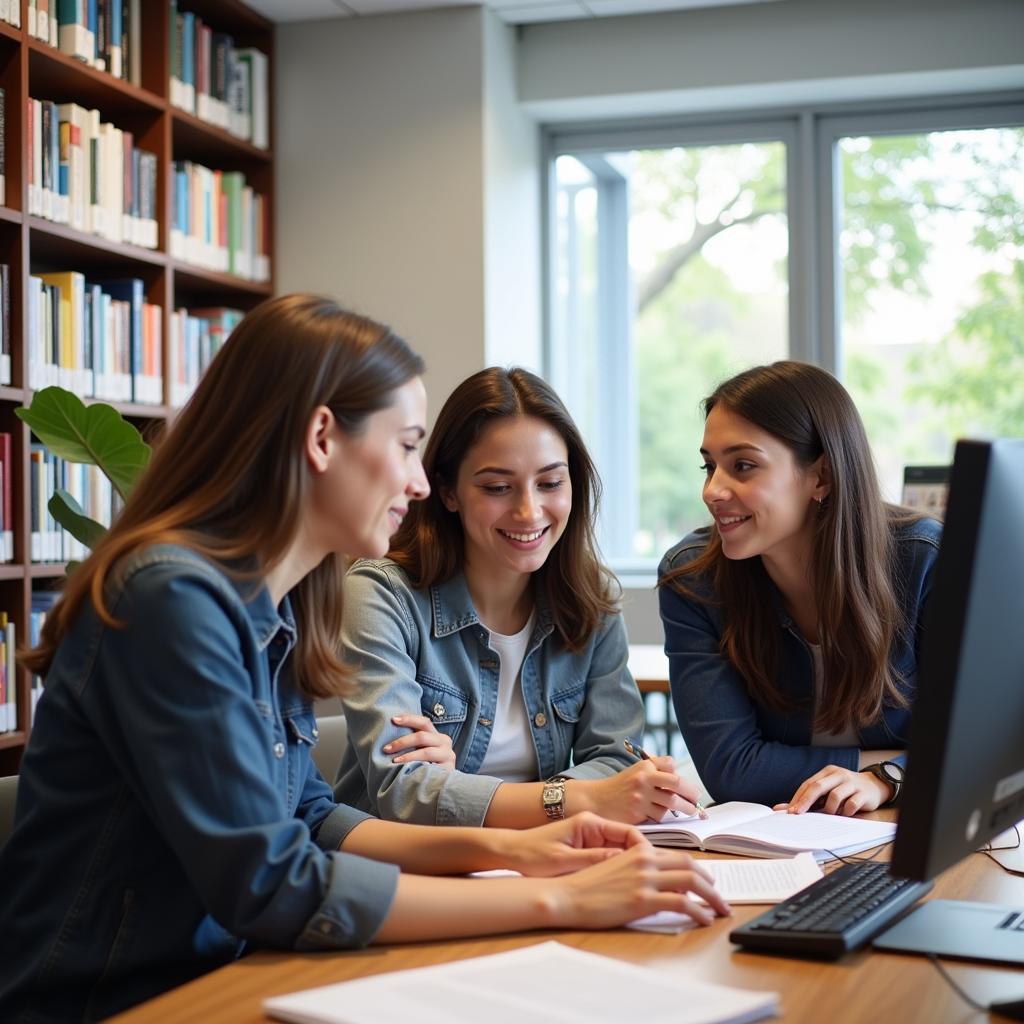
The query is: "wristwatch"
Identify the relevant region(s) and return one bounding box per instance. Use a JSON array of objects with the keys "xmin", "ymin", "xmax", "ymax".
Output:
[
  {"xmin": 541, "ymin": 776, "xmax": 569, "ymax": 821},
  {"xmin": 861, "ymin": 760, "xmax": 905, "ymax": 806}
]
